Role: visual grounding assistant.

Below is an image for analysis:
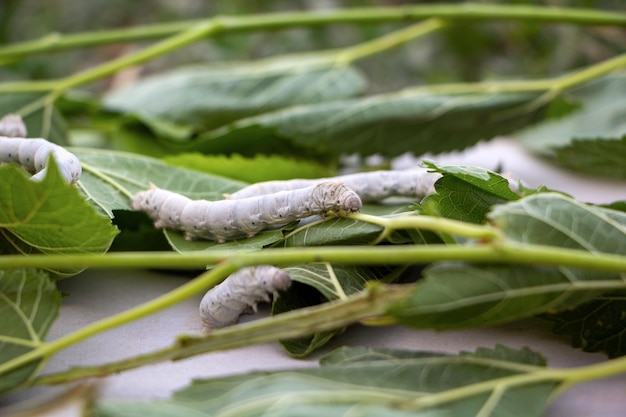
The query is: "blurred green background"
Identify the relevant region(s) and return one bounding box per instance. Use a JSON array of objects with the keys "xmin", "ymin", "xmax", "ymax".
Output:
[{"xmin": 1, "ymin": 0, "xmax": 623, "ymax": 94}]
